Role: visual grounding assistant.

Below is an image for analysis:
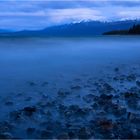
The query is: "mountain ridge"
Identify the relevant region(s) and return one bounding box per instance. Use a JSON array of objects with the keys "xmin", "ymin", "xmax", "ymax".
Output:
[{"xmin": 0, "ymin": 20, "xmax": 140, "ymax": 37}]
